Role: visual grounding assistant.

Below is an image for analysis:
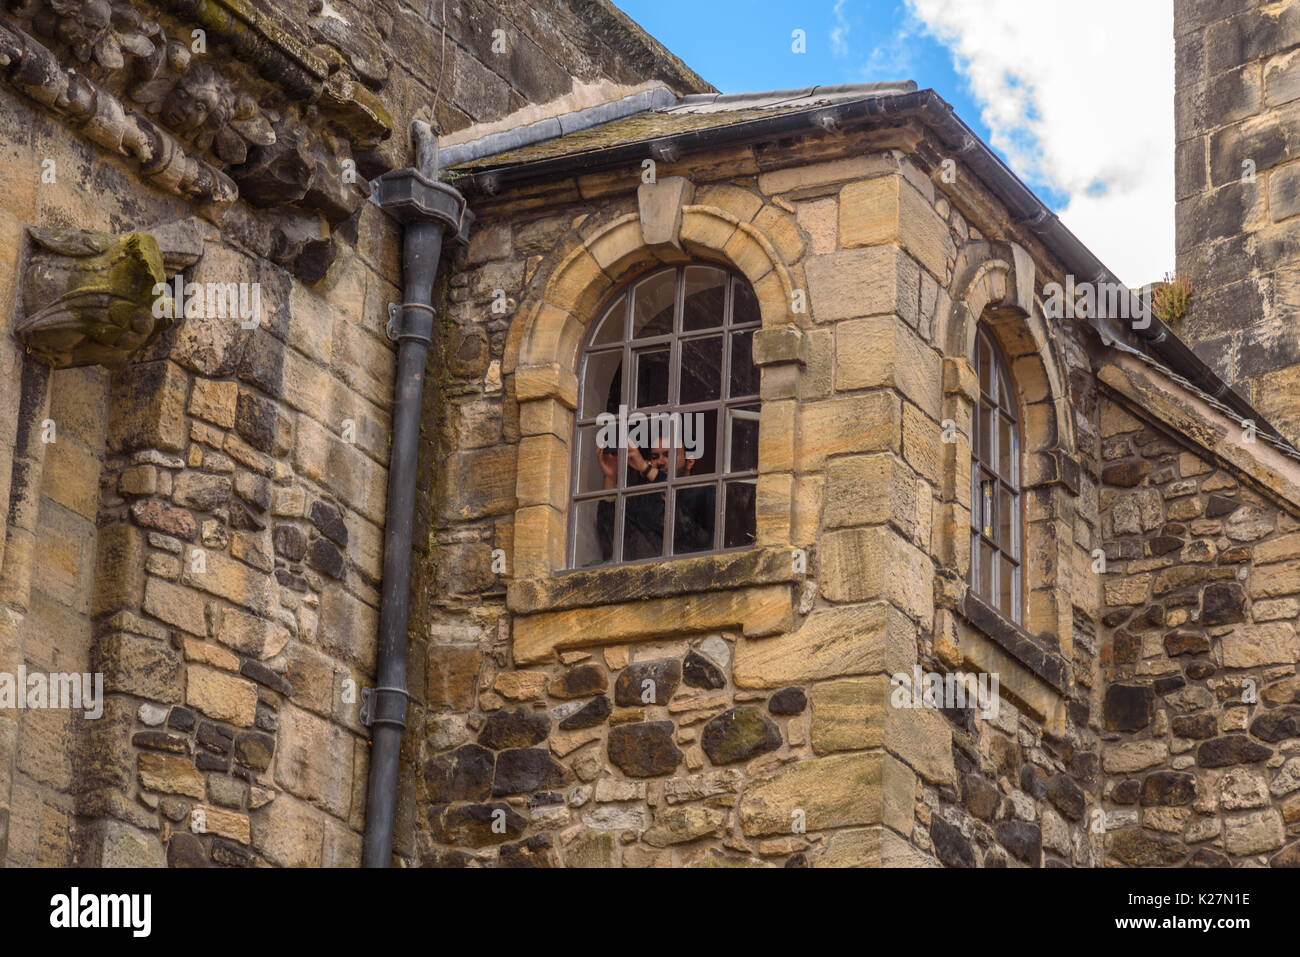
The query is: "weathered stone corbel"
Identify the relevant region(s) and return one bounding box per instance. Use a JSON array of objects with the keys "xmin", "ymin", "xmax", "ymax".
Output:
[{"xmin": 15, "ymin": 220, "xmax": 204, "ymax": 369}]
